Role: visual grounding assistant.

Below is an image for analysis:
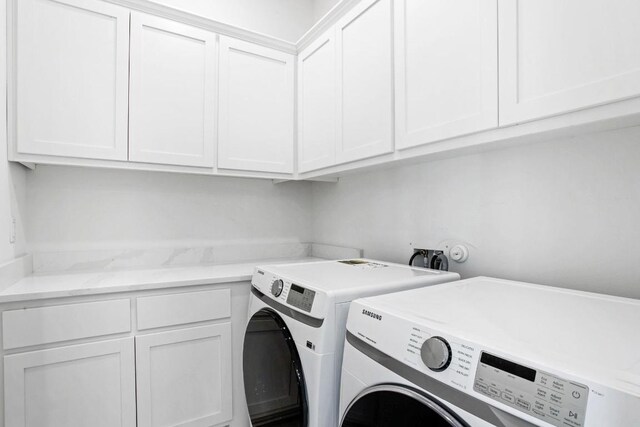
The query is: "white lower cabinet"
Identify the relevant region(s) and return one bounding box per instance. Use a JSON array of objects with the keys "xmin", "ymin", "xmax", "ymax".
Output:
[
  {"xmin": 1, "ymin": 288, "xmax": 235, "ymax": 427},
  {"xmin": 135, "ymin": 324, "xmax": 233, "ymax": 427},
  {"xmin": 4, "ymin": 338, "xmax": 137, "ymax": 427}
]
